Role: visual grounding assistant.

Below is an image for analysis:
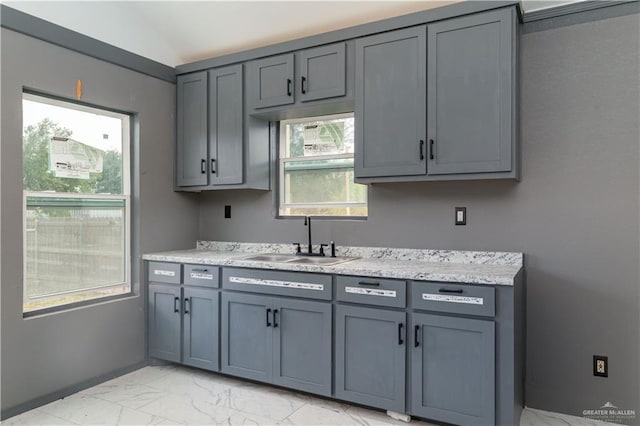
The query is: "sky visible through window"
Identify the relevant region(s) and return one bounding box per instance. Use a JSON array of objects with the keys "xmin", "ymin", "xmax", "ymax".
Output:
[{"xmin": 23, "ymin": 98, "xmax": 122, "ymax": 153}]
